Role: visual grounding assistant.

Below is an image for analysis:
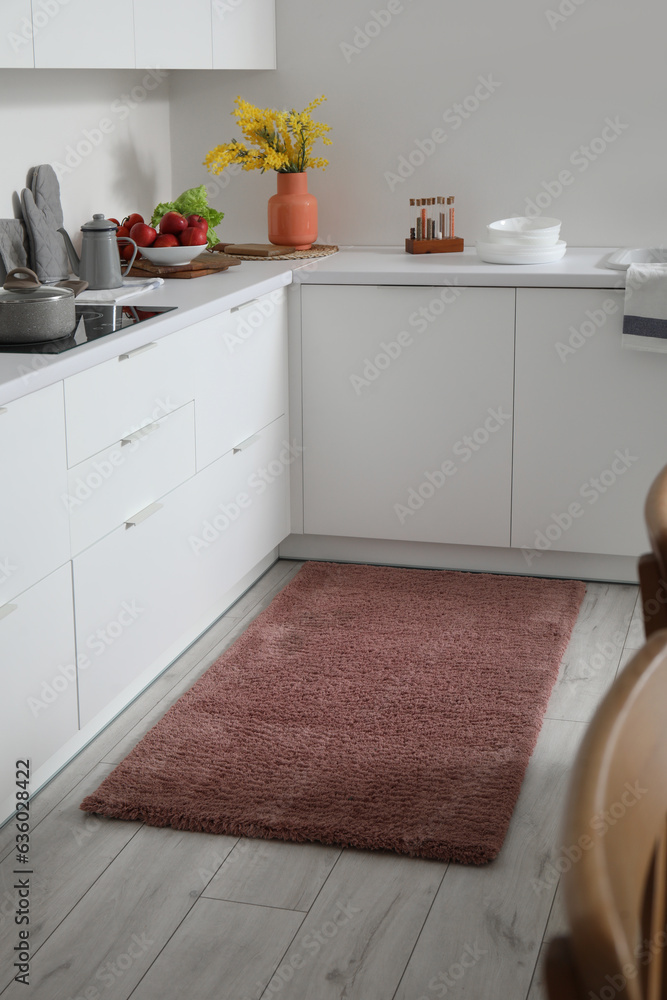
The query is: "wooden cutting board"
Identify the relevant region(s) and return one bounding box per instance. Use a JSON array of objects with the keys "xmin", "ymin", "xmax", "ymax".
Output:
[
  {"xmin": 215, "ymin": 243, "xmax": 295, "ymax": 257},
  {"xmin": 128, "ymin": 253, "xmax": 242, "ymax": 279}
]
